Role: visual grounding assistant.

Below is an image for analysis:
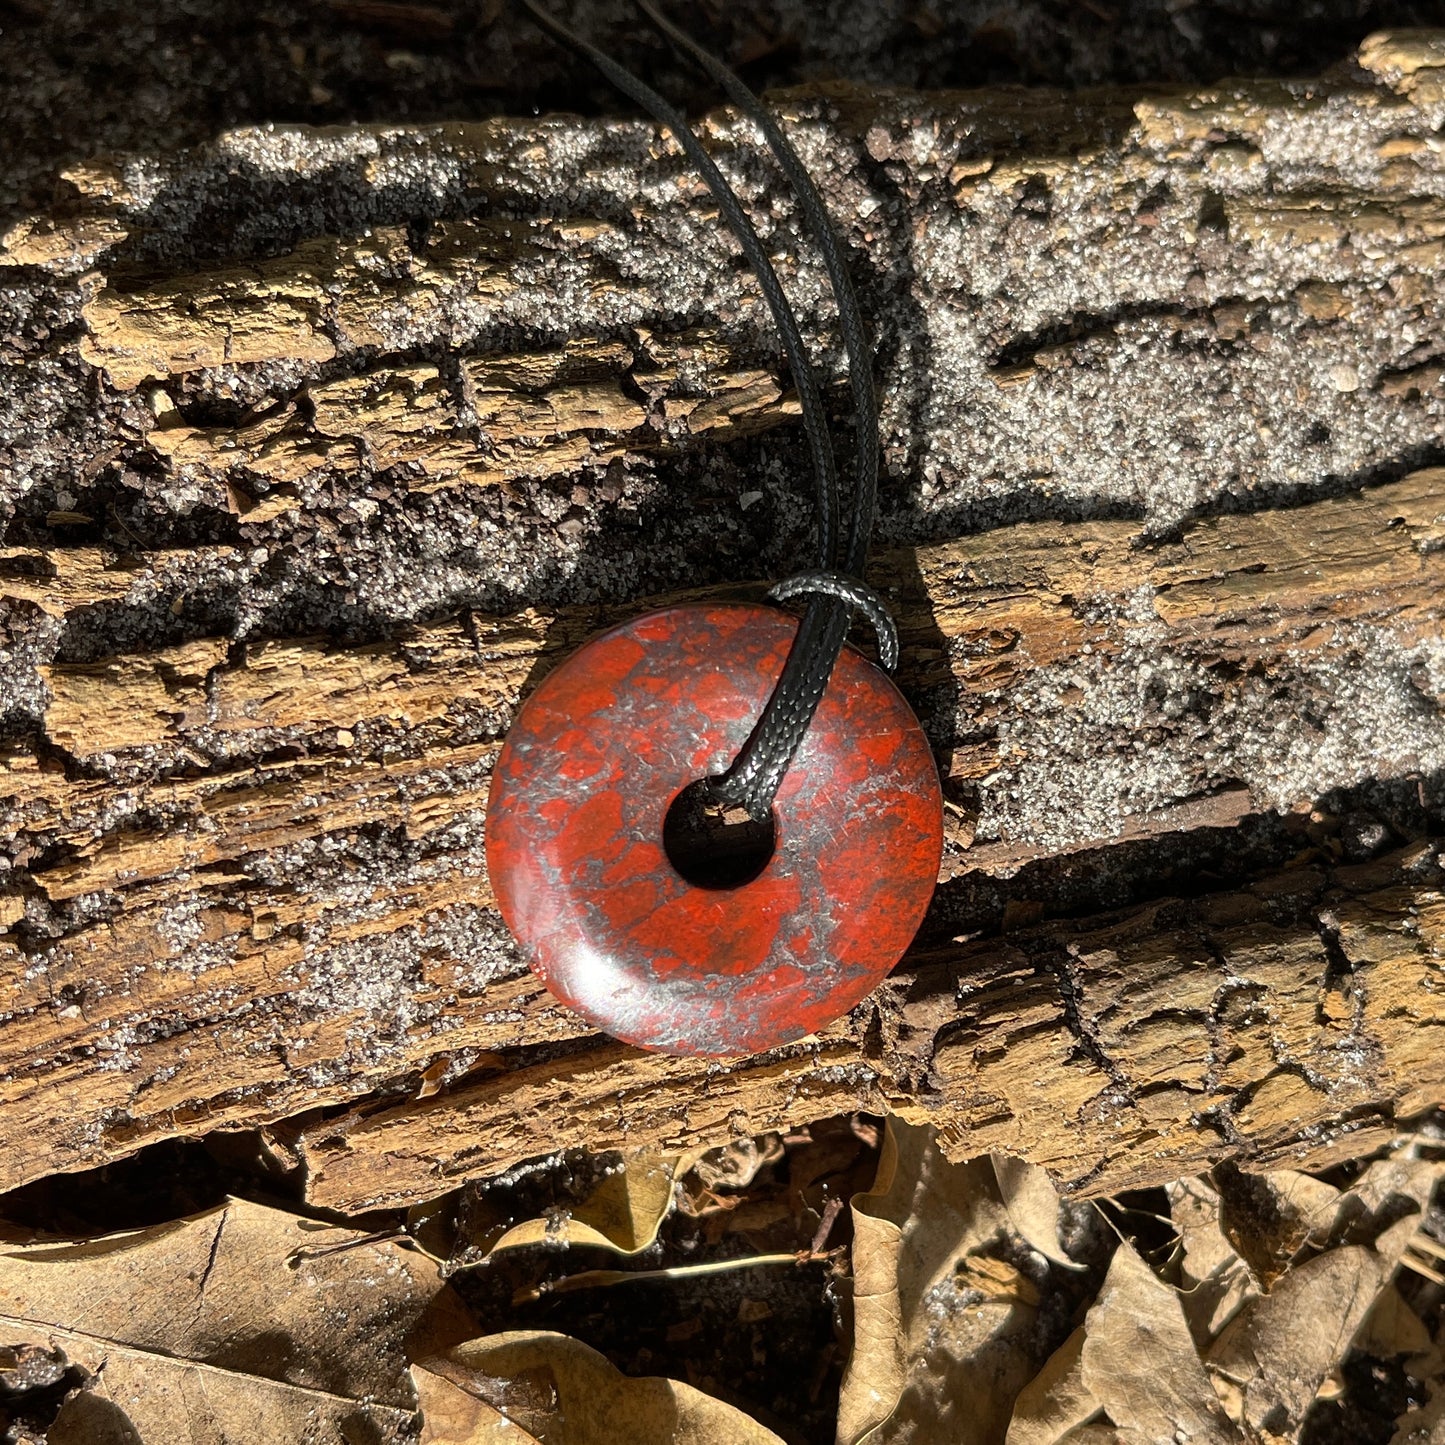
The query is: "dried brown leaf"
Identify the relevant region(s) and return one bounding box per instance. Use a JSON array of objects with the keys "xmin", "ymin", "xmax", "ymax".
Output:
[
  {"xmin": 1004, "ymin": 1327, "xmax": 1101, "ymax": 1445},
  {"xmin": 484, "ymin": 1147, "xmax": 703, "ymax": 1257},
  {"xmin": 1229, "ymin": 1168, "xmax": 1342, "ymax": 1273},
  {"xmin": 1319, "ymin": 1157, "xmax": 1445, "ymax": 1253},
  {"xmin": 1260, "ymin": 1168, "xmax": 1342, "ymax": 1218},
  {"xmin": 47, "ymin": 1387, "xmax": 146, "ymax": 1445},
  {"xmin": 992, "ymin": 1155, "xmax": 1081, "ymax": 1269},
  {"xmin": 839, "ymin": 1127, "xmax": 906, "ymax": 1443},
  {"xmin": 0, "ymin": 1198, "xmax": 450, "ymax": 1404},
  {"xmin": 1381, "ymin": 1213, "xmax": 1441, "ymax": 1275},
  {"xmin": 1206, "ymin": 1244, "xmax": 1389, "ymax": 1432},
  {"xmin": 30, "ymin": 1321, "xmax": 415, "ymax": 1443},
  {"xmin": 416, "ymin": 1330, "xmax": 786, "ymax": 1444},
  {"xmin": 1222, "ymin": 1154, "xmax": 1444, "ymax": 1273},
  {"xmin": 1079, "ymin": 1241, "xmax": 1236, "ymax": 1445},
  {"xmin": 1358, "ymin": 1282, "xmax": 1434, "ymax": 1359},
  {"xmin": 838, "ymin": 1119, "xmax": 1042, "ymax": 1445},
  {"xmin": 1166, "ymin": 1177, "xmax": 1260, "ymax": 1346},
  {"xmin": 0, "ymin": 1197, "xmax": 461, "ymax": 1442},
  {"xmin": 413, "ymin": 1361, "xmax": 537, "ymax": 1444}
]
